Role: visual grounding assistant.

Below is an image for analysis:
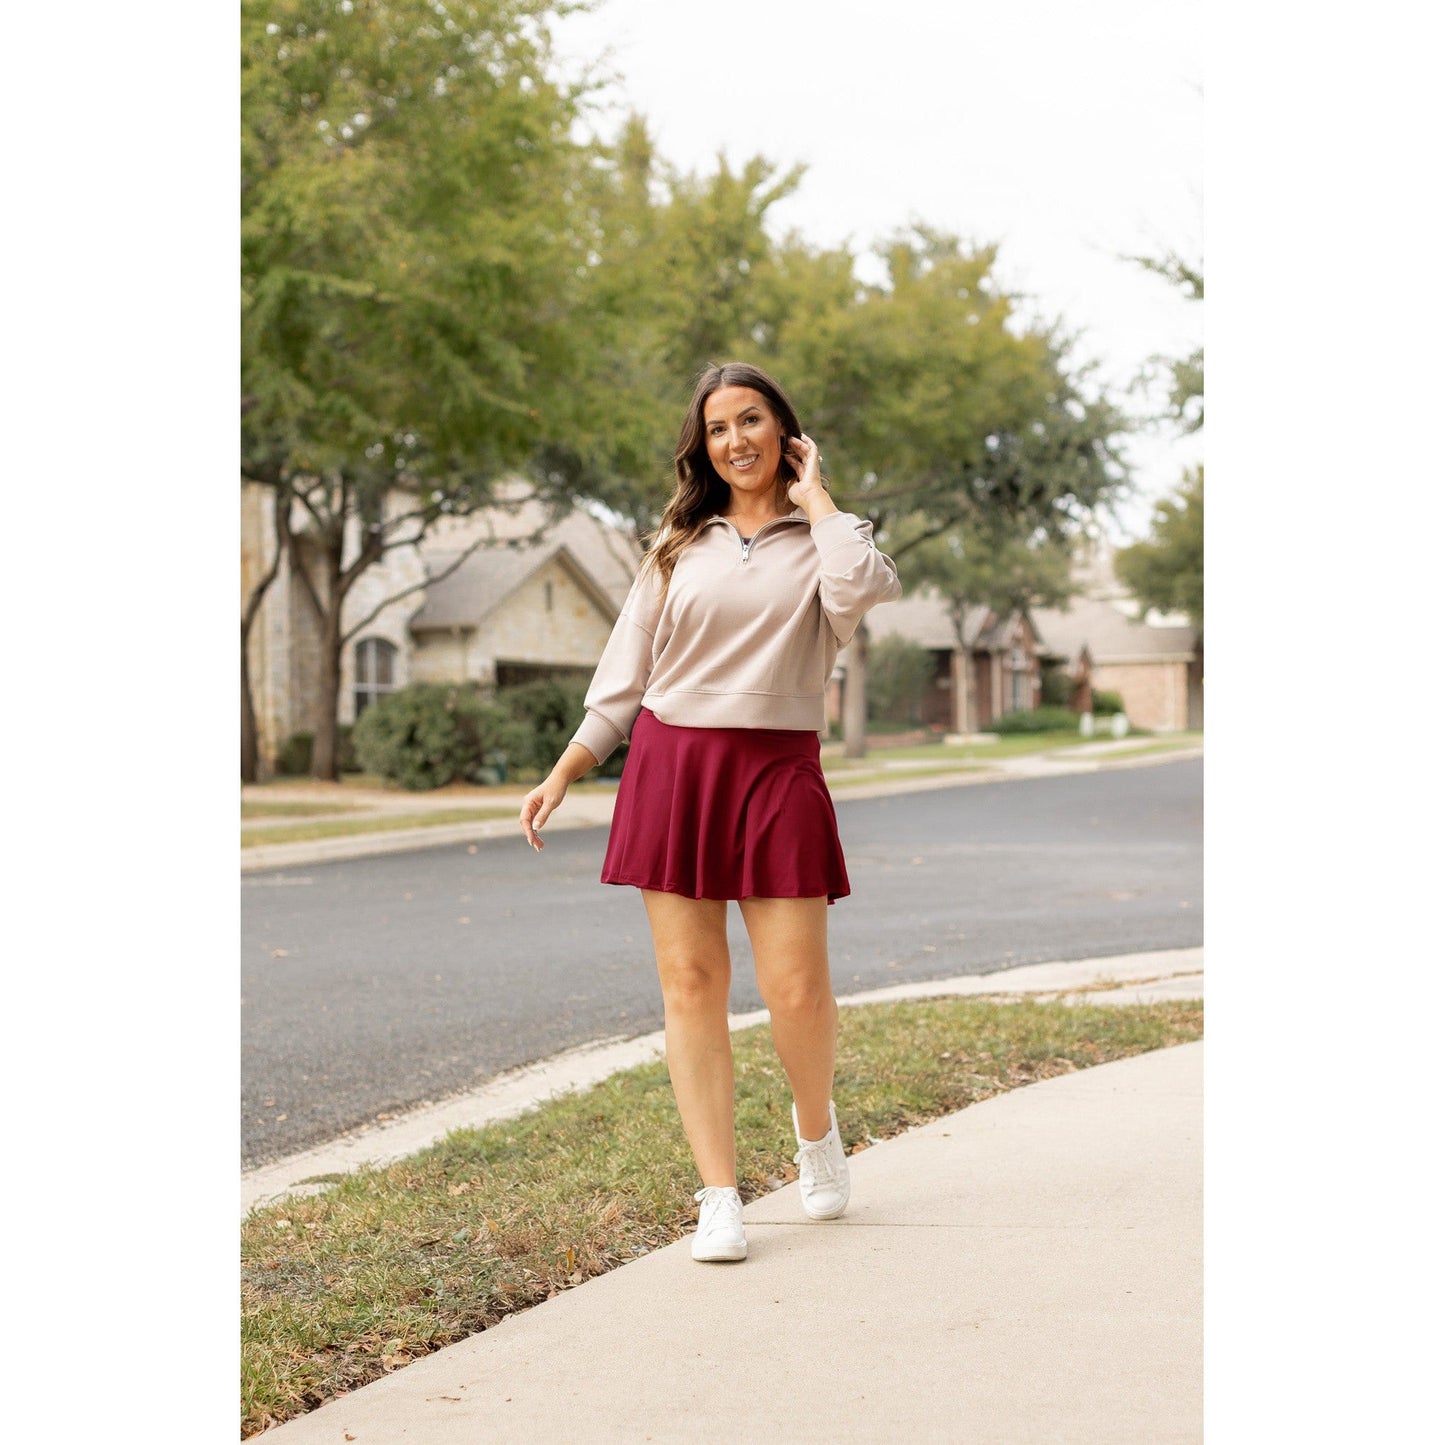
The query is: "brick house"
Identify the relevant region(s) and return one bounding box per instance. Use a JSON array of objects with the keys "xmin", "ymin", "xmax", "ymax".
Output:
[
  {"xmin": 1027, "ymin": 527, "xmax": 1202, "ymax": 733},
  {"xmin": 843, "ymin": 590, "xmax": 1045, "ymax": 734},
  {"xmin": 1032, "ymin": 596, "xmax": 1202, "ymax": 732}
]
